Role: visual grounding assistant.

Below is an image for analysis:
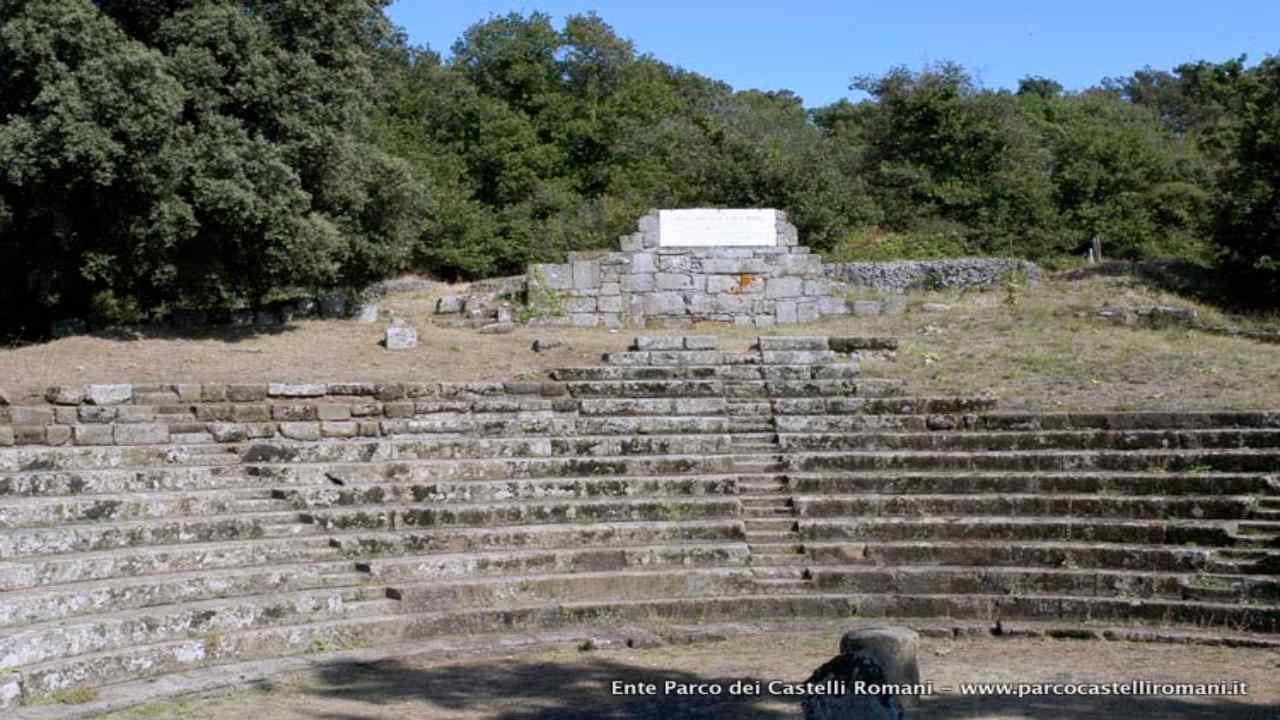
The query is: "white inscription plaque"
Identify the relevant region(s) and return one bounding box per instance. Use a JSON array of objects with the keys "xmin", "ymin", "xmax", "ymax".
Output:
[{"xmin": 658, "ymin": 209, "xmax": 777, "ymax": 247}]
